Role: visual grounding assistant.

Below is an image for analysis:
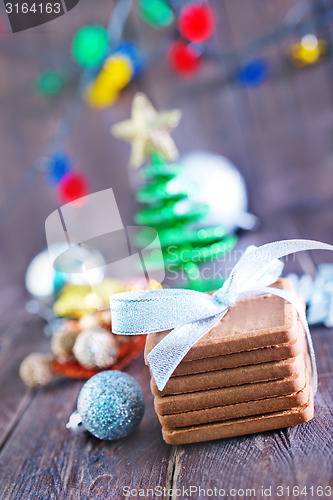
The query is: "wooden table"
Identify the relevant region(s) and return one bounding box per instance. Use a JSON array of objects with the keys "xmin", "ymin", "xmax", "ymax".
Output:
[{"xmin": 0, "ymin": 1, "xmax": 332, "ymax": 498}]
